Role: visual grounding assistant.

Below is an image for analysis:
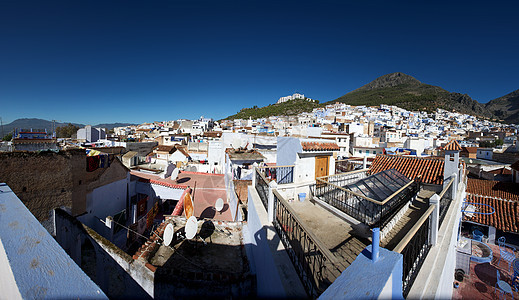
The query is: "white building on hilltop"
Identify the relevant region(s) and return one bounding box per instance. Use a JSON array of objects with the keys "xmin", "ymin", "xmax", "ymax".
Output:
[{"xmin": 277, "ymin": 92, "xmax": 306, "ymax": 104}]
